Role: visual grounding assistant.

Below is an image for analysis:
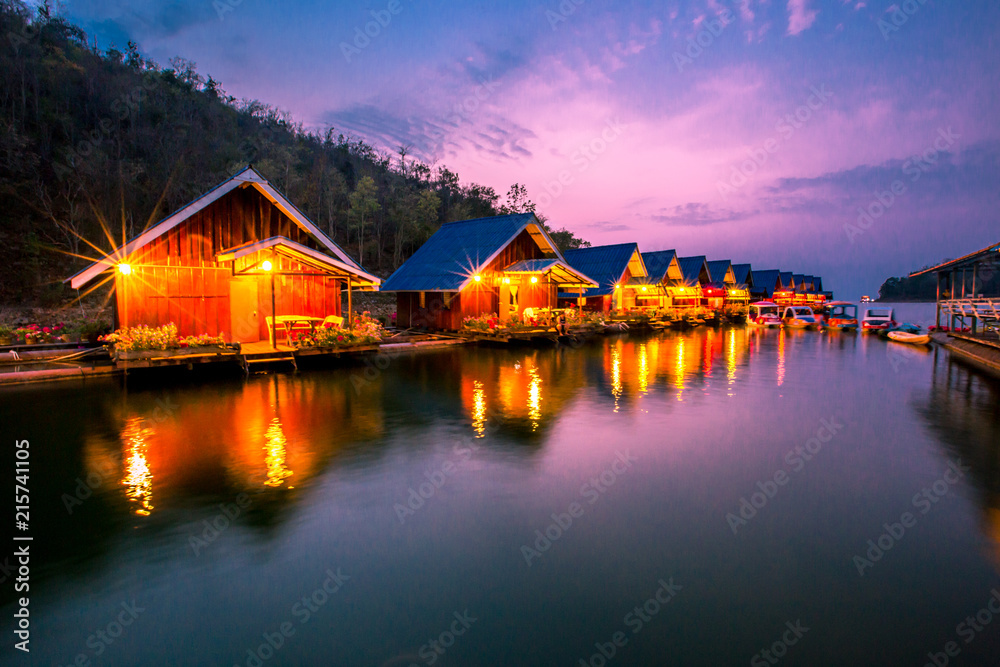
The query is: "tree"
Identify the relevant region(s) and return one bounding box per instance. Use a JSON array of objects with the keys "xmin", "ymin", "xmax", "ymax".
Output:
[
  {"xmin": 498, "ymin": 182, "xmax": 535, "ymax": 214},
  {"xmin": 545, "ymin": 226, "xmax": 591, "ymax": 252},
  {"xmin": 349, "ymin": 175, "xmax": 380, "ymax": 266}
]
